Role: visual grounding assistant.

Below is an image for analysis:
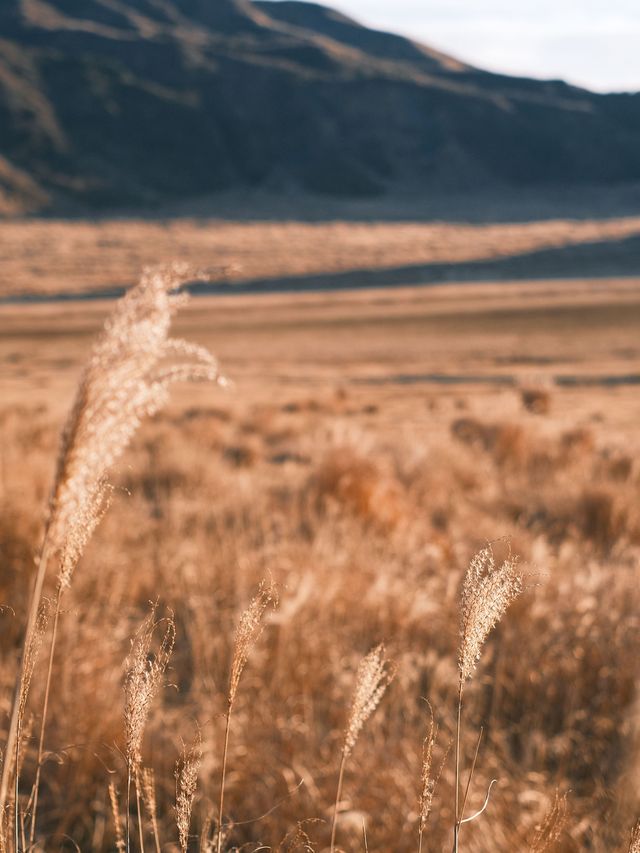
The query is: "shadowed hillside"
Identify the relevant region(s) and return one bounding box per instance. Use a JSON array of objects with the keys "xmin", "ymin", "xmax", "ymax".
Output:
[{"xmin": 1, "ymin": 0, "xmax": 640, "ymax": 213}]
